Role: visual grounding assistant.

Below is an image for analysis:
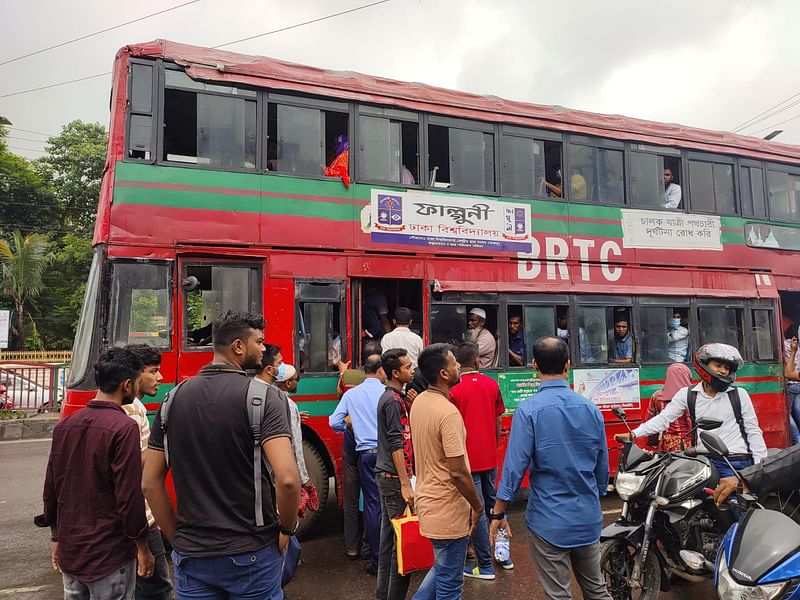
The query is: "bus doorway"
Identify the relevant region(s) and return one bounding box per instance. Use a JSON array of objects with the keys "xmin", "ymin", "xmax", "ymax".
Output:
[
  {"xmin": 353, "ymin": 278, "xmax": 424, "ymax": 363},
  {"xmin": 779, "ymin": 291, "xmax": 800, "ymax": 342}
]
